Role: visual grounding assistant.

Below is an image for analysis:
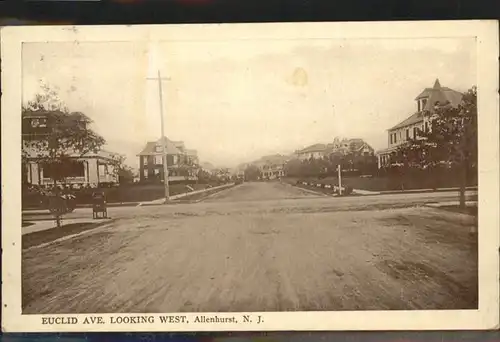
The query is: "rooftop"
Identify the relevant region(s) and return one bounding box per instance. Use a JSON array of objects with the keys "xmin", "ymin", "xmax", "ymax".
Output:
[
  {"xmin": 137, "ymin": 137, "xmax": 183, "ymax": 156},
  {"xmin": 296, "ymin": 143, "xmax": 327, "ymax": 154},
  {"xmin": 389, "ymin": 79, "xmax": 463, "ymax": 131}
]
